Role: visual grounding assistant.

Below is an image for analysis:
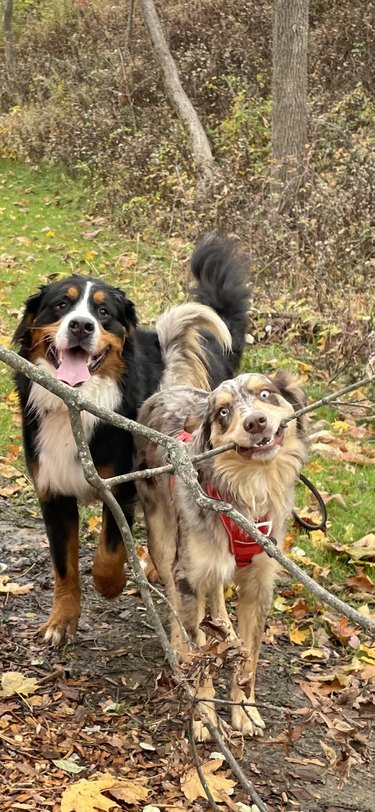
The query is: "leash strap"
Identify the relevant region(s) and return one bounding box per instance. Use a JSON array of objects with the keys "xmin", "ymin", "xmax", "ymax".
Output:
[{"xmin": 293, "ymin": 473, "xmax": 327, "ymax": 532}]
